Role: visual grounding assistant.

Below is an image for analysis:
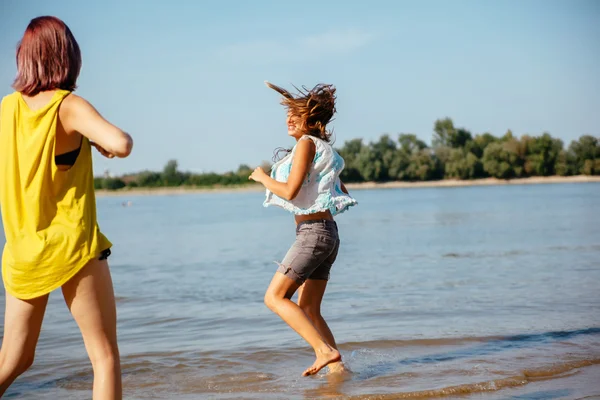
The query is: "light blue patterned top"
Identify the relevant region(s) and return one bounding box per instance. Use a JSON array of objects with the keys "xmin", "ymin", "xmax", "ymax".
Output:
[{"xmin": 263, "ymin": 135, "xmax": 358, "ymax": 215}]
